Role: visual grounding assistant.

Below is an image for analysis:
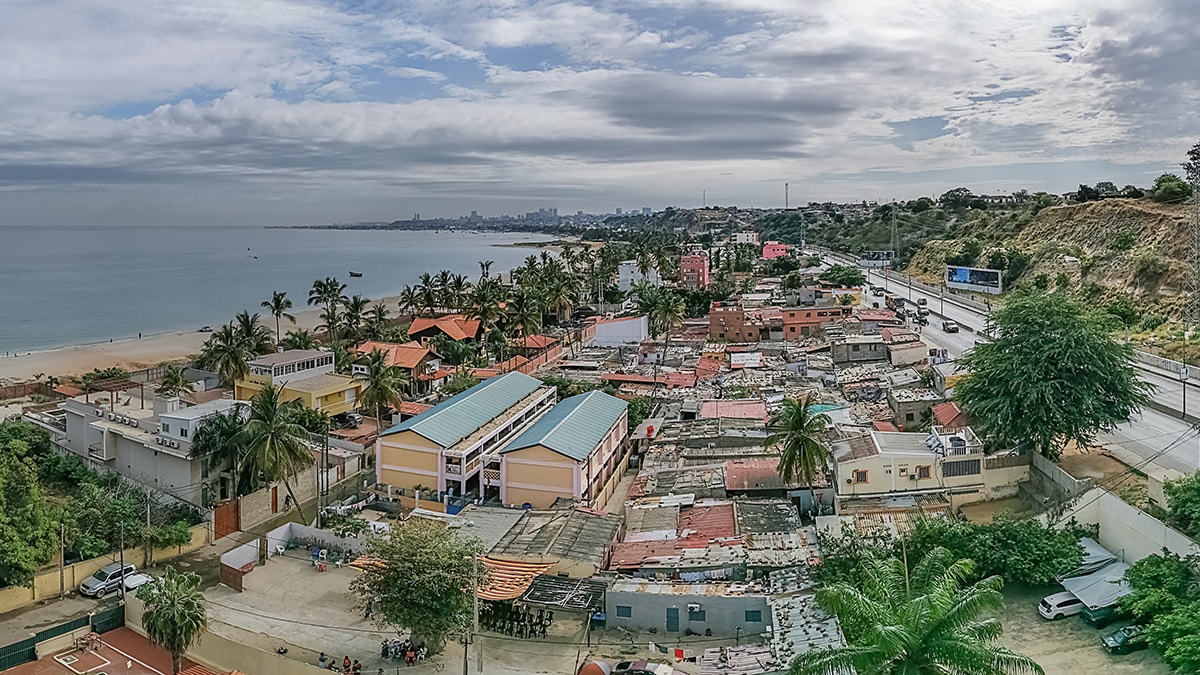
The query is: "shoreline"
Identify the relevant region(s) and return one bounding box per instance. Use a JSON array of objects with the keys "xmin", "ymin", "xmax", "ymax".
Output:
[{"xmin": 0, "ymin": 236, "xmax": 575, "ymax": 386}]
